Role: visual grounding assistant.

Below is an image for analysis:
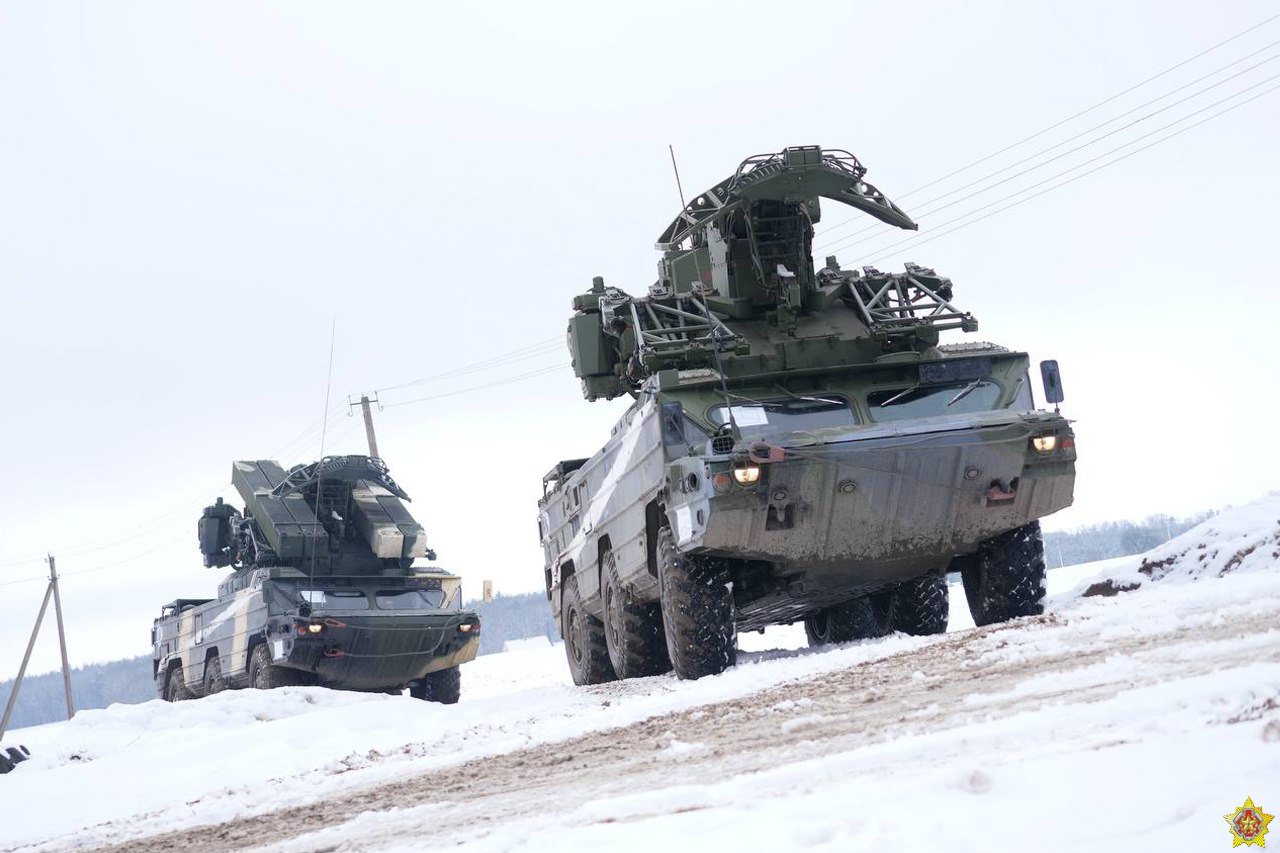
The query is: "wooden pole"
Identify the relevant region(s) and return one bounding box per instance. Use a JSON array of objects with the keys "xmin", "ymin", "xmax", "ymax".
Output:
[
  {"xmin": 0, "ymin": 582, "xmax": 54, "ymax": 740},
  {"xmin": 48, "ymin": 556, "xmax": 75, "ymax": 720},
  {"xmin": 360, "ymin": 395, "xmax": 380, "ymax": 459}
]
